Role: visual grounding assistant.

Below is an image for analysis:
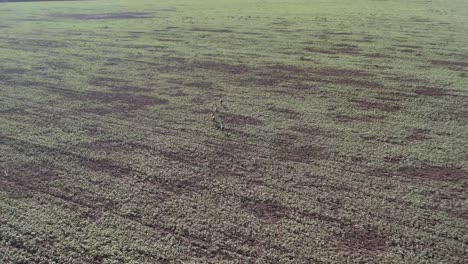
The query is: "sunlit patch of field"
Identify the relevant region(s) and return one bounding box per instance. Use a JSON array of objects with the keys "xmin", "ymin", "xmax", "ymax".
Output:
[{"xmin": 1, "ymin": 0, "xmax": 467, "ymax": 263}]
